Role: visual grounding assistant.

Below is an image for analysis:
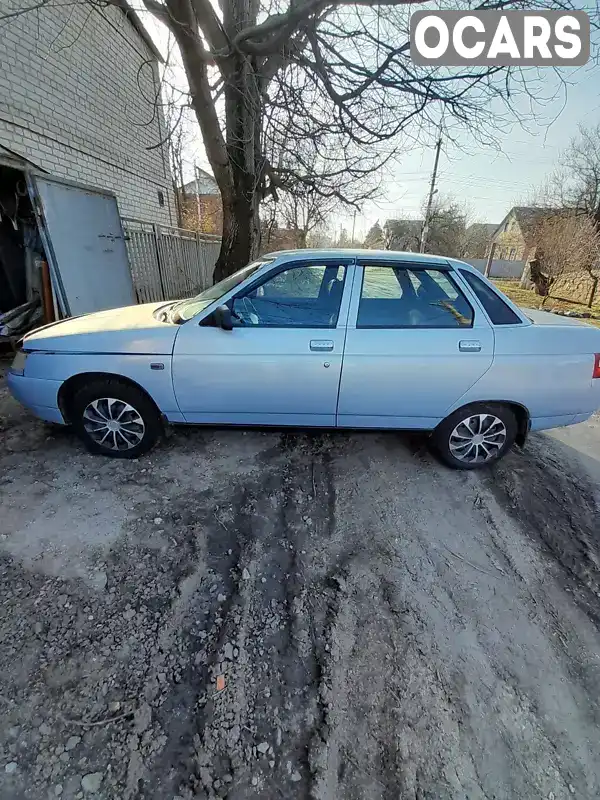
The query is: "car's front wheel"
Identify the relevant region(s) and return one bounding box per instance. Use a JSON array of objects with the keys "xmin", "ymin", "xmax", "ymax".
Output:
[
  {"xmin": 431, "ymin": 403, "xmax": 517, "ymax": 470},
  {"xmin": 71, "ymin": 378, "xmax": 162, "ymax": 458}
]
